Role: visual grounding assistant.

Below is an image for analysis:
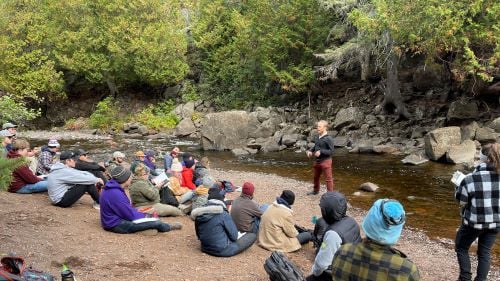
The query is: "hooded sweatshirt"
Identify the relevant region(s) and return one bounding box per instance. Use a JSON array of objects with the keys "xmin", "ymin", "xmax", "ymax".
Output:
[
  {"xmin": 47, "ymin": 162, "xmax": 99, "ymax": 204},
  {"xmin": 7, "ymin": 150, "xmax": 41, "ymax": 192},
  {"xmin": 100, "ymin": 179, "xmax": 145, "ymax": 229}
]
